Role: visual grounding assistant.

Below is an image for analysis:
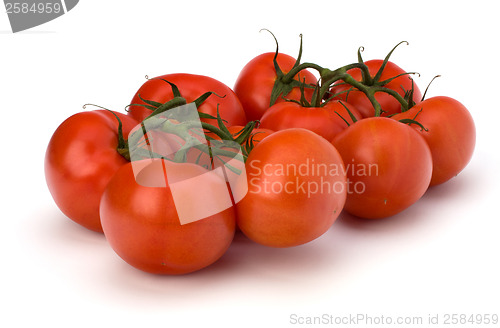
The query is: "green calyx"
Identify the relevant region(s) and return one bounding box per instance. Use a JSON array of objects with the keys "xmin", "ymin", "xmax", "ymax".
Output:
[
  {"xmin": 398, "ymin": 108, "xmax": 428, "ymax": 131},
  {"xmin": 97, "ymin": 78, "xmax": 261, "ymax": 174},
  {"xmin": 115, "ymin": 78, "xmax": 222, "ymax": 162},
  {"xmin": 273, "ymin": 39, "xmax": 420, "ymax": 117},
  {"xmin": 261, "ymin": 29, "xmax": 315, "ymax": 108},
  {"xmin": 129, "ymin": 77, "xmax": 222, "ymax": 121},
  {"xmin": 328, "ymin": 41, "xmax": 418, "ymax": 116}
]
